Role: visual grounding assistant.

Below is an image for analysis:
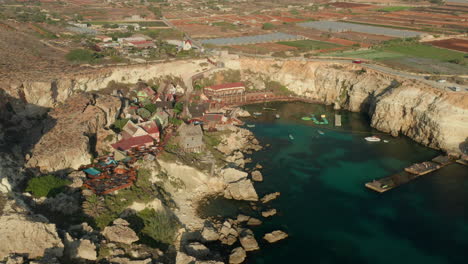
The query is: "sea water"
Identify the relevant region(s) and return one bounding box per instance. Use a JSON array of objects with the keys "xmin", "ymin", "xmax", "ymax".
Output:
[{"xmin": 203, "ymin": 102, "xmax": 468, "ymax": 264}]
